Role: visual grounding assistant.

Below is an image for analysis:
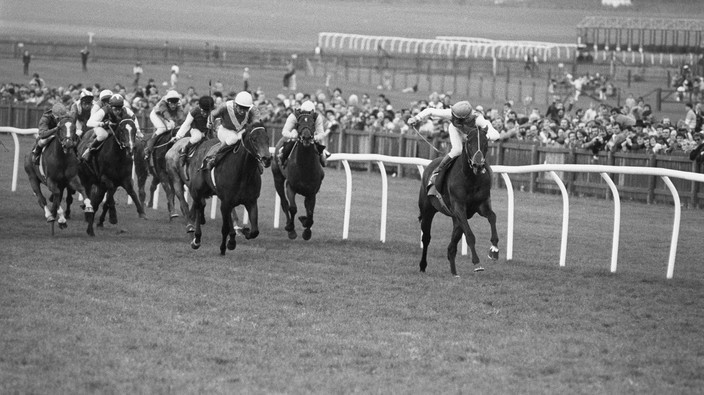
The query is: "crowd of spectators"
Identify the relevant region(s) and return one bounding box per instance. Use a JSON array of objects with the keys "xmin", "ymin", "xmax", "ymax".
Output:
[{"xmin": 1, "ymin": 68, "xmax": 703, "ymax": 162}]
